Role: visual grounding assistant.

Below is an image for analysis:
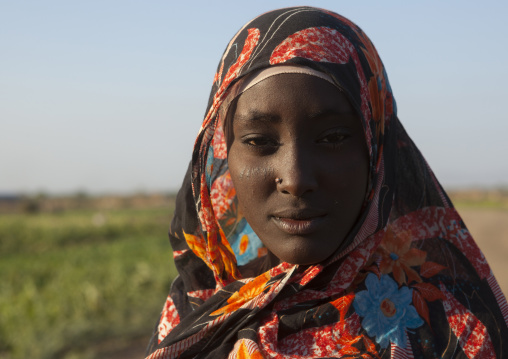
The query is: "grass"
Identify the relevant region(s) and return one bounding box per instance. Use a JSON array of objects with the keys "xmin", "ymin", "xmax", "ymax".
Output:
[
  {"xmin": 451, "ymin": 199, "xmax": 508, "ymax": 210},
  {"xmin": 1, "ymin": 190, "xmax": 504, "ymax": 358},
  {"xmin": 0, "ymin": 205, "xmax": 177, "ymax": 359},
  {"xmin": 448, "ymin": 189, "xmax": 508, "ymax": 210}
]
